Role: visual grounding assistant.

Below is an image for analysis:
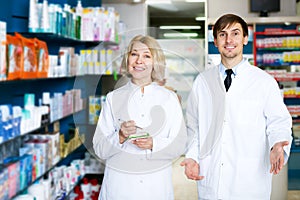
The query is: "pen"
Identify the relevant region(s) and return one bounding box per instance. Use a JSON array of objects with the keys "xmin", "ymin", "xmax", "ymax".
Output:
[{"xmin": 118, "ymin": 119, "xmax": 143, "ymax": 130}]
